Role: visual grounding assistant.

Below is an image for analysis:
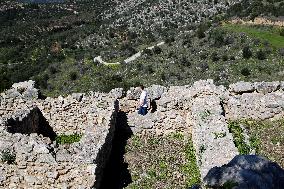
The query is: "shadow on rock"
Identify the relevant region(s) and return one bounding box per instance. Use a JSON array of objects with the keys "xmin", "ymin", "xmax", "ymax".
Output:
[
  {"xmin": 204, "ymin": 155, "xmax": 284, "ymax": 189},
  {"xmin": 99, "ymin": 111, "xmax": 133, "ymax": 189}
]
